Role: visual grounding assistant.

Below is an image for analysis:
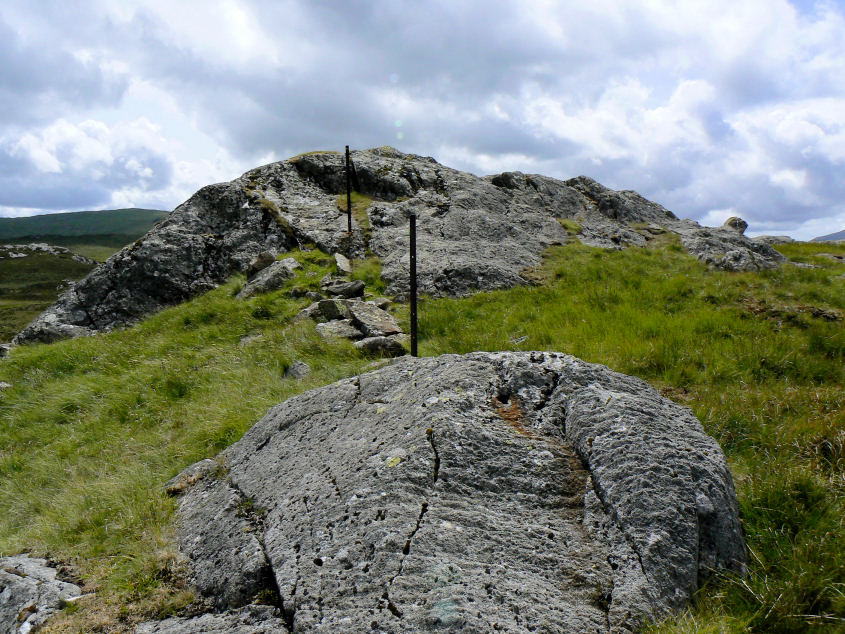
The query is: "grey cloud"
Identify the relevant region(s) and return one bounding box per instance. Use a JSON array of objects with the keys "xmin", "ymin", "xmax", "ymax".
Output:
[{"xmin": 0, "ymin": 17, "xmax": 128, "ymax": 125}]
